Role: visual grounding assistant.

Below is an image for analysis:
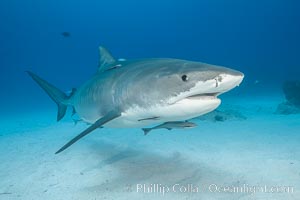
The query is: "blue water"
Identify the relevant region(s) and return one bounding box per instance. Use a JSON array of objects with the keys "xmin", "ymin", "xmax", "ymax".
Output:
[
  {"xmin": 0, "ymin": 1, "xmax": 300, "ymax": 199},
  {"xmin": 0, "ymin": 0, "xmax": 300, "ymax": 112}
]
